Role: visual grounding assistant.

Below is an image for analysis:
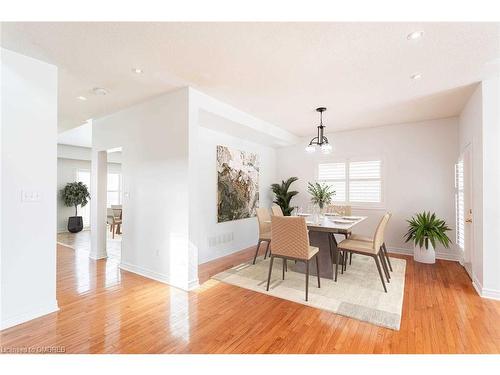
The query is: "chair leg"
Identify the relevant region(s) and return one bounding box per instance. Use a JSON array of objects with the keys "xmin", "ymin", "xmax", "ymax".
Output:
[
  {"xmin": 381, "ymin": 249, "xmax": 390, "ymax": 280},
  {"xmin": 379, "ymin": 251, "xmax": 390, "ymax": 283},
  {"xmin": 374, "ymin": 255, "xmax": 388, "ymax": 293},
  {"xmin": 349, "ymin": 252, "xmax": 353, "ymax": 265},
  {"xmin": 305, "ymin": 260, "xmax": 310, "ymax": 301},
  {"xmin": 343, "ymin": 251, "xmax": 348, "ymax": 271},
  {"xmin": 252, "ymin": 240, "xmax": 262, "ymax": 264},
  {"xmin": 335, "ymin": 249, "xmax": 340, "ymax": 282},
  {"xmin": 383, "ymin": 243, "xmax": 393, "ymax": 272},
  {"xmin": 285, "ymin": 259, "xmax": 288, "ymax": 272},
  {"xmin": 315, "ymin": 254, "xmax": 320, "ymax": 288},
  {"xmin": 264, "ymin": 241, "xmax": 271, "ymax": 259},
  {"xmin": 266, "ymin": 255, "xmax": 275, "ymax": 291},
  {"xmin": 340, "ymin": 251, "xmax": 344, "ymax": 274},
  {"xmin": 112, "ymin": 224, "xmax": 115, "ymax": 239},
  {"xmin": 282, "ymin": 258, "xmax": 286, "ymax": 280}
]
